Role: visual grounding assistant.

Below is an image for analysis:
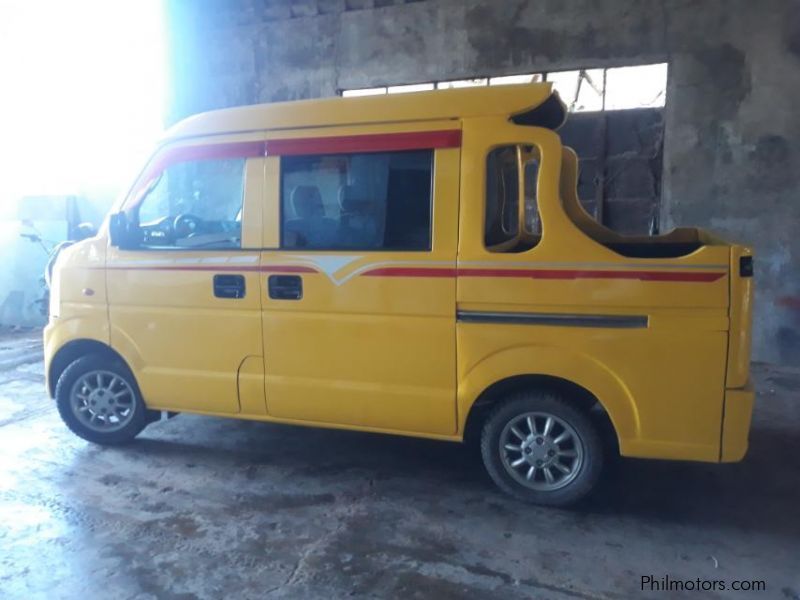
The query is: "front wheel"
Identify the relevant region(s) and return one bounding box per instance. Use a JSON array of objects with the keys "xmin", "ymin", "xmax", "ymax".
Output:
[
  {"xmin": 55, "ymin": 355, "xmax": 148, "ymax": 445},
  {"xmin": 480, "ymin": 391, "xmax": 603, "ymax": 506}
]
